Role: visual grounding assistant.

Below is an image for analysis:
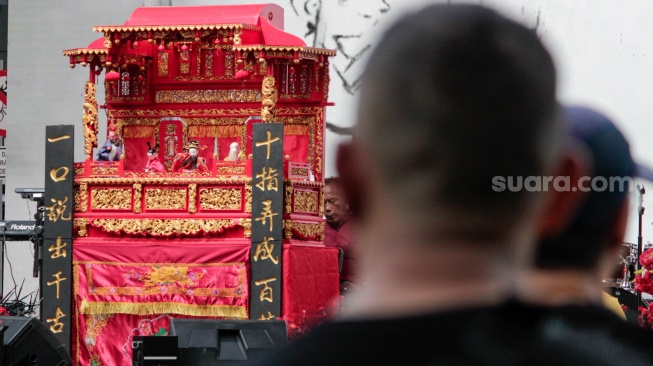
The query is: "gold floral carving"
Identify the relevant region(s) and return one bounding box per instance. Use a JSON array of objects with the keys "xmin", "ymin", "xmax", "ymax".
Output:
[
  {"xmin": 279, "ymin": 93, "xmax": 311, "ymax": 100},
  {"xmin": 225, "ymin": 52, "xmax": 234, "ymax": 76},
  {"xmin": 142, "ymin": 265, "xmax": 204, "ymax": 287},
  {"xmin": 284, "ymin": 185, "xmax": 292, "ymax": 214},
  {"xmin": 75, "ymin": 218, "xmax": 89, "ymax": 237},
  {"xmin": 293, "ymin": 221, "xmax": 325, "ymax": 241},
  {"xmin": 90, "ymin": 188, "xmax": 132, "ymax": 210},
  {"xmin": 261, "ymin": 76, "xmax": 277, "ymax": 122},
  {"xmin": 145, "ymin": 188, "xmax": 187, "ymax": 210},
  {"xmin": 158, "ymin": 51, "xmax": 169, "ymax": 77},
  {"xmin": 293, "ymin": 190, "xmax": 318, "ymax": 214},
  {"xmin": 217, "ymin": 166, "xmax": 245, "ymax": 175},
  {"xmin": 199, "ymin": 188, "xmax": 242, "ymax": 210},
  {"xmin": 239, "ymin": 218, "xmax": 252, "ymax": 238},
  {"xmin": 189, "ymin": 184, "xmax": 197, "ymax": 214},
  {"xmin": 133, "ymin": 183, "xmax": 142, "ymax": 214},
  {"xmin": 314, "ymin": 107, "xmax": 324, "ymax": 178},
  {"xmin": 290, "ymin": 167, "xmax": 309, "ymax": 177},
  {"xmin": 283, "ymin": 219, "xmax": 294, "ymax": 239},
  {"xmin": 82, "ymin": 81, "xmax": 99, "ymax": 160},
  {"xmin": 245, "ymin": 182, "xmax": 252, "ymax": 213},
  {"xmin": 90, "ymin": 218, "xmax": 237, "ymax": 237},
  {"xmin": 155, "ymin": 89, "xmax": 260, "ymax": 103},
  {"xmin": 74, "ymin": 167, "xmax": 85, "ymax": 177},
  {"xmin": 90, "ymin": 166, "xmax": 119, "ymax": 175},
  {"xmin": 233, "ymin": 28, "xmax": 242, "ymax": 45}
]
